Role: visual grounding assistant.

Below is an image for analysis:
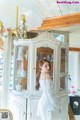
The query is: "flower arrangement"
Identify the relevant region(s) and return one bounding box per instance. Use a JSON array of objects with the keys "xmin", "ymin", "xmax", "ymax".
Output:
[{"xmin": 70, "ymin": 86, "xmax": 75, "ymax": 94}]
